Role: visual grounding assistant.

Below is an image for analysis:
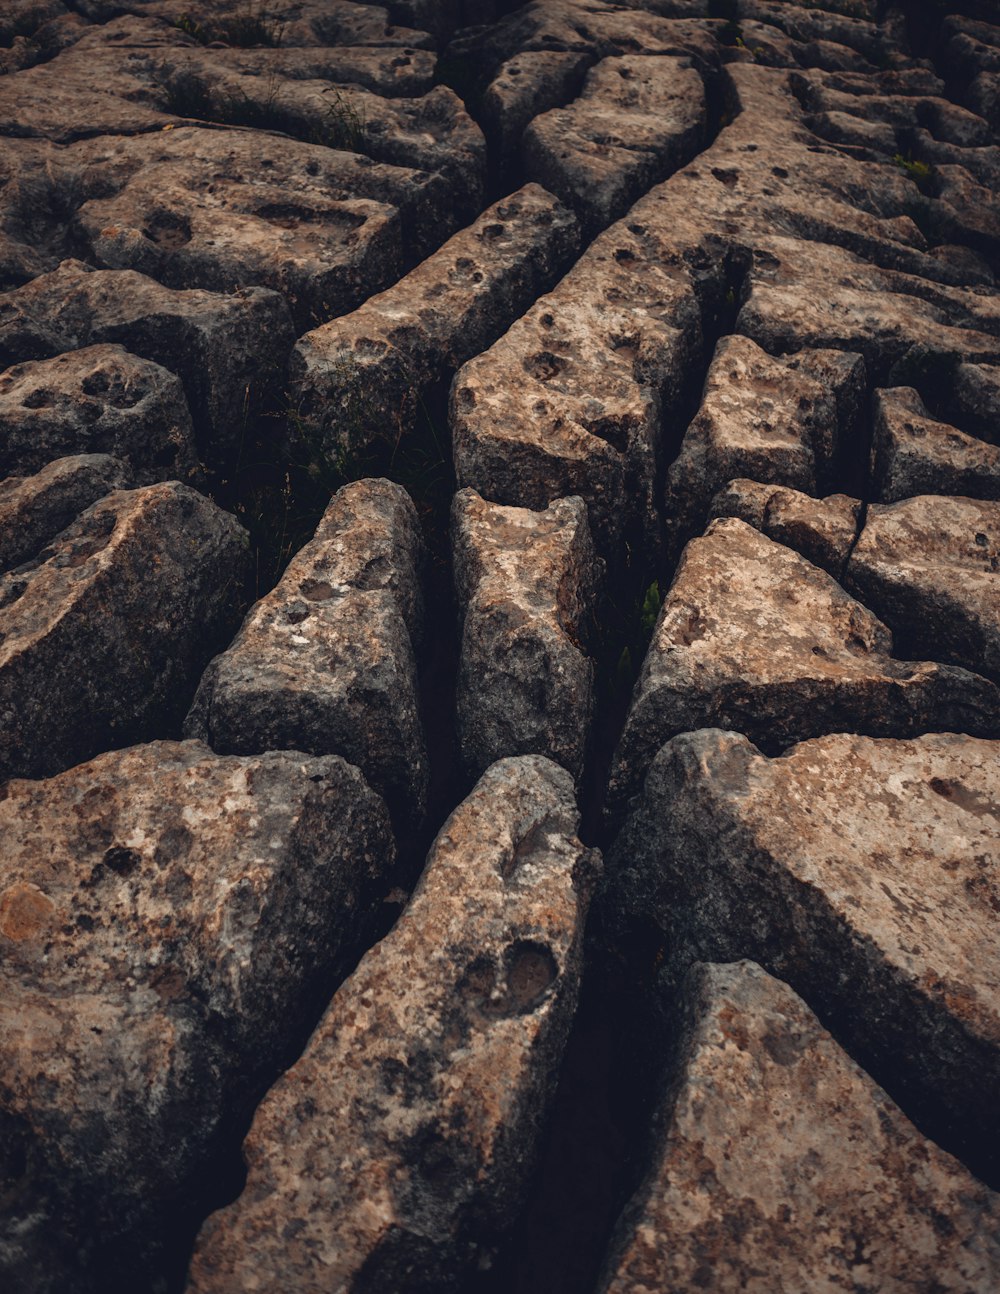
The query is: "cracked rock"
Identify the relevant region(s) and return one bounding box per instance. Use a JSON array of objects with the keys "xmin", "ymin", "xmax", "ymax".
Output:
[
  {"xmin": 185, "ymin": 479, "xmax": 427, "ymax": 835},
  {"xmin": 0, "ymin": 482, "xmax": 250, "ymax": 781},
  {"xmin": 607, "ymin": 727, "xmax": 1000, "ymax": 1182},
  {"xmin": 0, "ymin": 739, "xmax": 394, "ymax": 1294},
  {"xmin": 600, "ymin": 960, "xmax": 1000, "ymax": 1294},
  {"xmin": 0, "ymin": 453, "xmax": 129, "ymax": 572},
  {"xmin": 453, "ymin": 489, "xmax": 603, "ymax": 783},
  {"xmin": 188, "ymin": 755, "xmax": 599, "ymax": 1294},
  {"xmin": 872, "ymin": 387, "xmax": 1000, "ymax": 503},
  {"xmin": 609, "ymin": 517, "xmax": 1000, "ymax": 807},
  {"xmin": 708, "ymin": 478, "xmax": 861, "ymax": 577}
]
